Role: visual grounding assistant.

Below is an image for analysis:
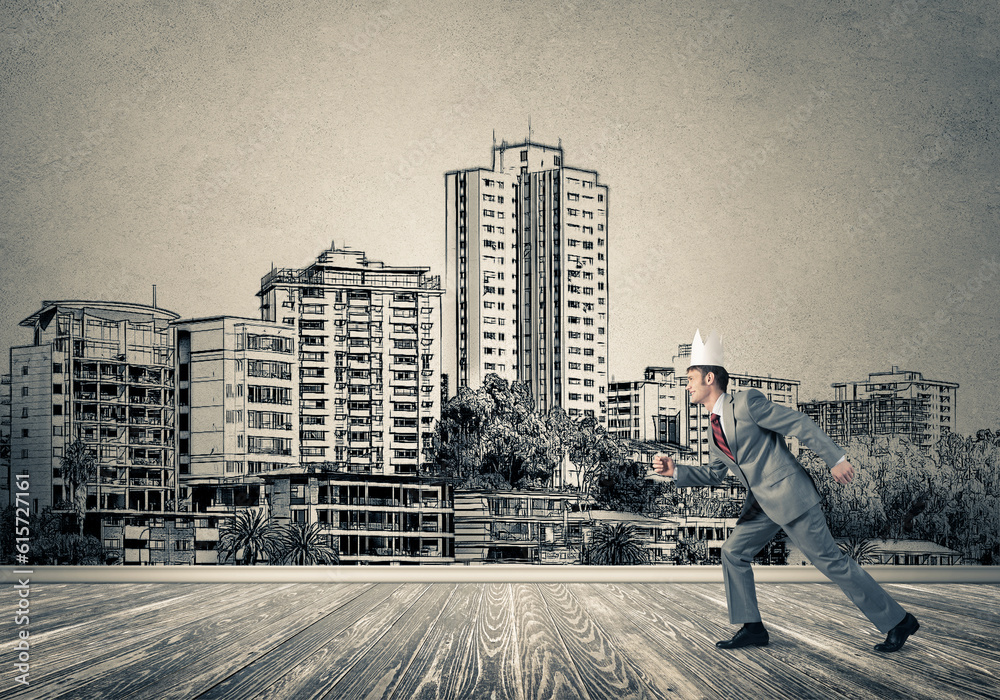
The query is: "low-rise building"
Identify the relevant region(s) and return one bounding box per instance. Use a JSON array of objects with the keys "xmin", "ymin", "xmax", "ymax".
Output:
[
  {"xmin": 262, "ymin": 468, "xmax": 454, "ymax": 565},
  {"xmin": 783, "ymin": 537, "xmax": 962, "ymax": 566},
  {"xmin": 454, "ymin": 489, "xmax": 585, "ymax": 564}
]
